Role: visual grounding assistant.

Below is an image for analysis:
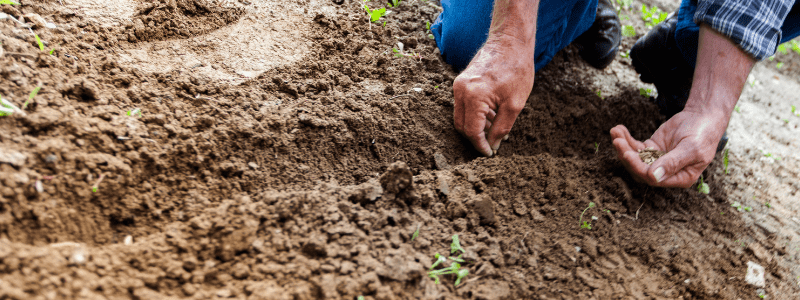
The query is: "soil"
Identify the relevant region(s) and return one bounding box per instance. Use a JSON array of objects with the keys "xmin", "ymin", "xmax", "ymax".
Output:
[{"xmin": 1, "ymin": 0, "xmax": 799, "ymax": 299}]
